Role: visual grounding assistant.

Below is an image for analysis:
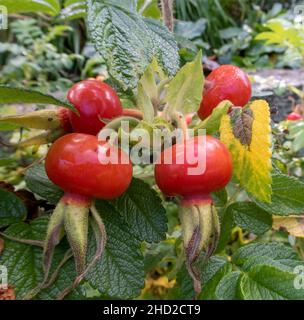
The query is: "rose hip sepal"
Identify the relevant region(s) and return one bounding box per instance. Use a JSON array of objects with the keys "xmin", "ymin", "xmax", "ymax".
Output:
[
  {"xmin": 155, "ymin": 136, "xmax": 232, "ymax": 294},
  {"xmin": 198, "ymin": 65, "xmax": 252, "ymax": 120},
  {"xmin": 0, "ymin": 108, "xmax": 72, "ymax": 147},
  {"xmin": 42, "ymin": 133, "xmax": 133, "ymax": 299}
]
